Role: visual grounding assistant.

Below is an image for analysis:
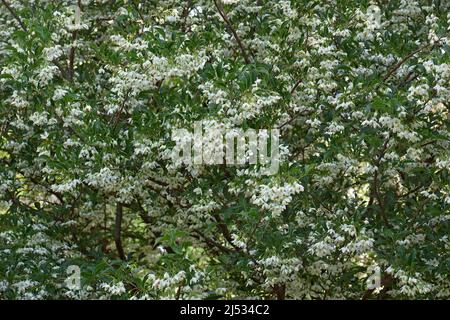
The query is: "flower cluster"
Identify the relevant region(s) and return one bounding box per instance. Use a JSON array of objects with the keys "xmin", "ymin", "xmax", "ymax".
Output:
[{"xmin": 0, "ymin": 0, "xmax": 448, "ymax": 300}]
